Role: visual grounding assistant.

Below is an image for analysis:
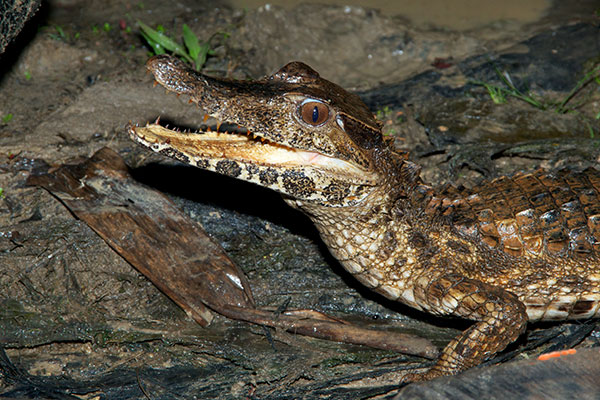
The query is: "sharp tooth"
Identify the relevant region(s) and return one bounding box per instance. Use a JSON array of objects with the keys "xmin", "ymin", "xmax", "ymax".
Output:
[
  {"xmin": 153, "ymin": 81, "xmax": 158, "ymax": 87},
  {"xmin": 203, "ymin": 114, "xmax": 209, "ymax": 122},
  {"xmin": 188, "ymin": 99, "xmax": 194, "ymax": 104},
  {"xmin": 216, "ymin": 122, "xmax": 222, "ymax": 132},
  {"xmin": 154, "ymin": 116, "xmax": 161, "ymax": 124}
]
